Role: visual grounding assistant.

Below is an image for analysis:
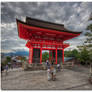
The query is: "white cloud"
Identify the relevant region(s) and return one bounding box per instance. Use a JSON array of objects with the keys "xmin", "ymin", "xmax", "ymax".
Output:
[{"xmin": 1, "ymin": 2, "xmax": 92, "ymax": 53}]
